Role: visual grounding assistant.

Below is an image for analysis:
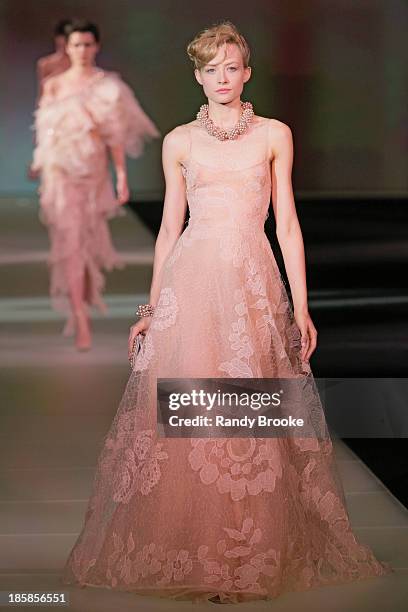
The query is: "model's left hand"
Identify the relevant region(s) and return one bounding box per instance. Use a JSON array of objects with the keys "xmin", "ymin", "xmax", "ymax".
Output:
[
  {"xmin": 116, "ymin": 172, "xmax": 130, "ymax": 205},
  {"xmin": 294, "ymin": 309, "xmax": 317, "ymax": 361}
]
